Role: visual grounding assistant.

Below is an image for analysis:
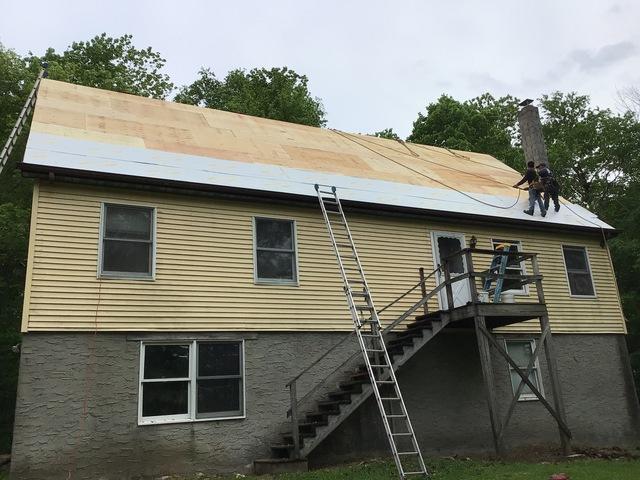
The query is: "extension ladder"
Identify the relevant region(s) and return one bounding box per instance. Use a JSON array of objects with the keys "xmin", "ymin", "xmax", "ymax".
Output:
[
  {"xmin": 315, "ymin": 184, "xmax": 429, "ymax": 479},
  {"xmin": 0, "ymin": 66, "xmax": 46, "ymax": 176}
]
